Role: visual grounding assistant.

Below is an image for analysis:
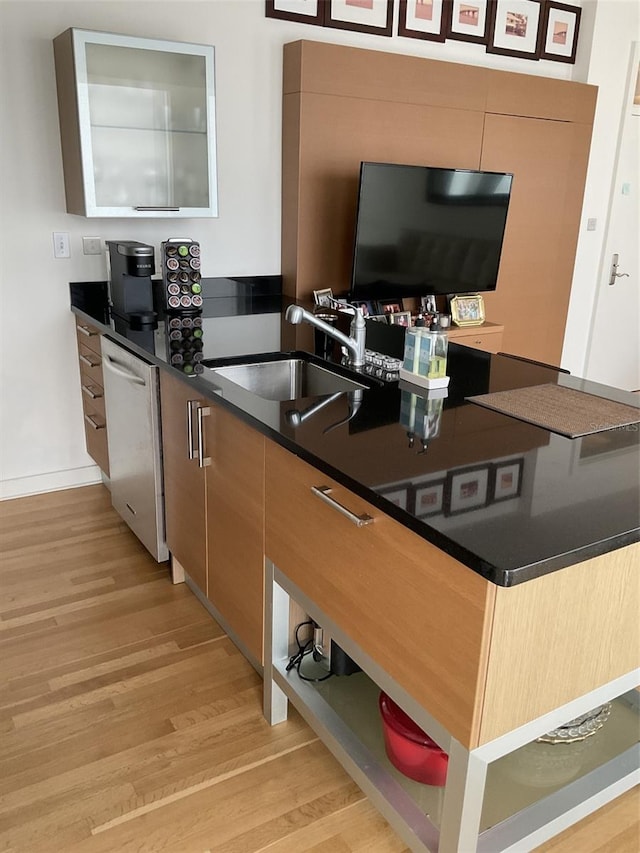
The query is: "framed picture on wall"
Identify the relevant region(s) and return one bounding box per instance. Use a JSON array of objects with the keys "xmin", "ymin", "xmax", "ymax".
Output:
[
  {"xmin": 445, "ymin": 464, "xmax": 491, "ymax": 515},
  {"xmin": 445, "ymin": 0, "xmax": 490, "ymax": 44},
  {"xmin": 265, "ymin": 0, "xmax": 325, "ymax": 25},
  {"xmin": 486, "ymin": 0, "xmax": 544, "ymax": 59},
  {"xmin": 412, "ymin": 478, "xmax": 446, "ymax": 518},
  {"xmin": 378, "ymin": 484, "xmax": 409, "ymax": 510},
  {"xmin": 398, "ymin": 0, "xmax": 450, "ymax": 42},
  {"xmin": 490, "ymin": 458, "xmax": 524, "ymax": 502},
  {"xmin": 539, "ymin": 1, "xmax": 581, "ymax": 63},
  {"xmin": 325, "ymin": 0, "xmax": 395, "ymax": 36}
]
